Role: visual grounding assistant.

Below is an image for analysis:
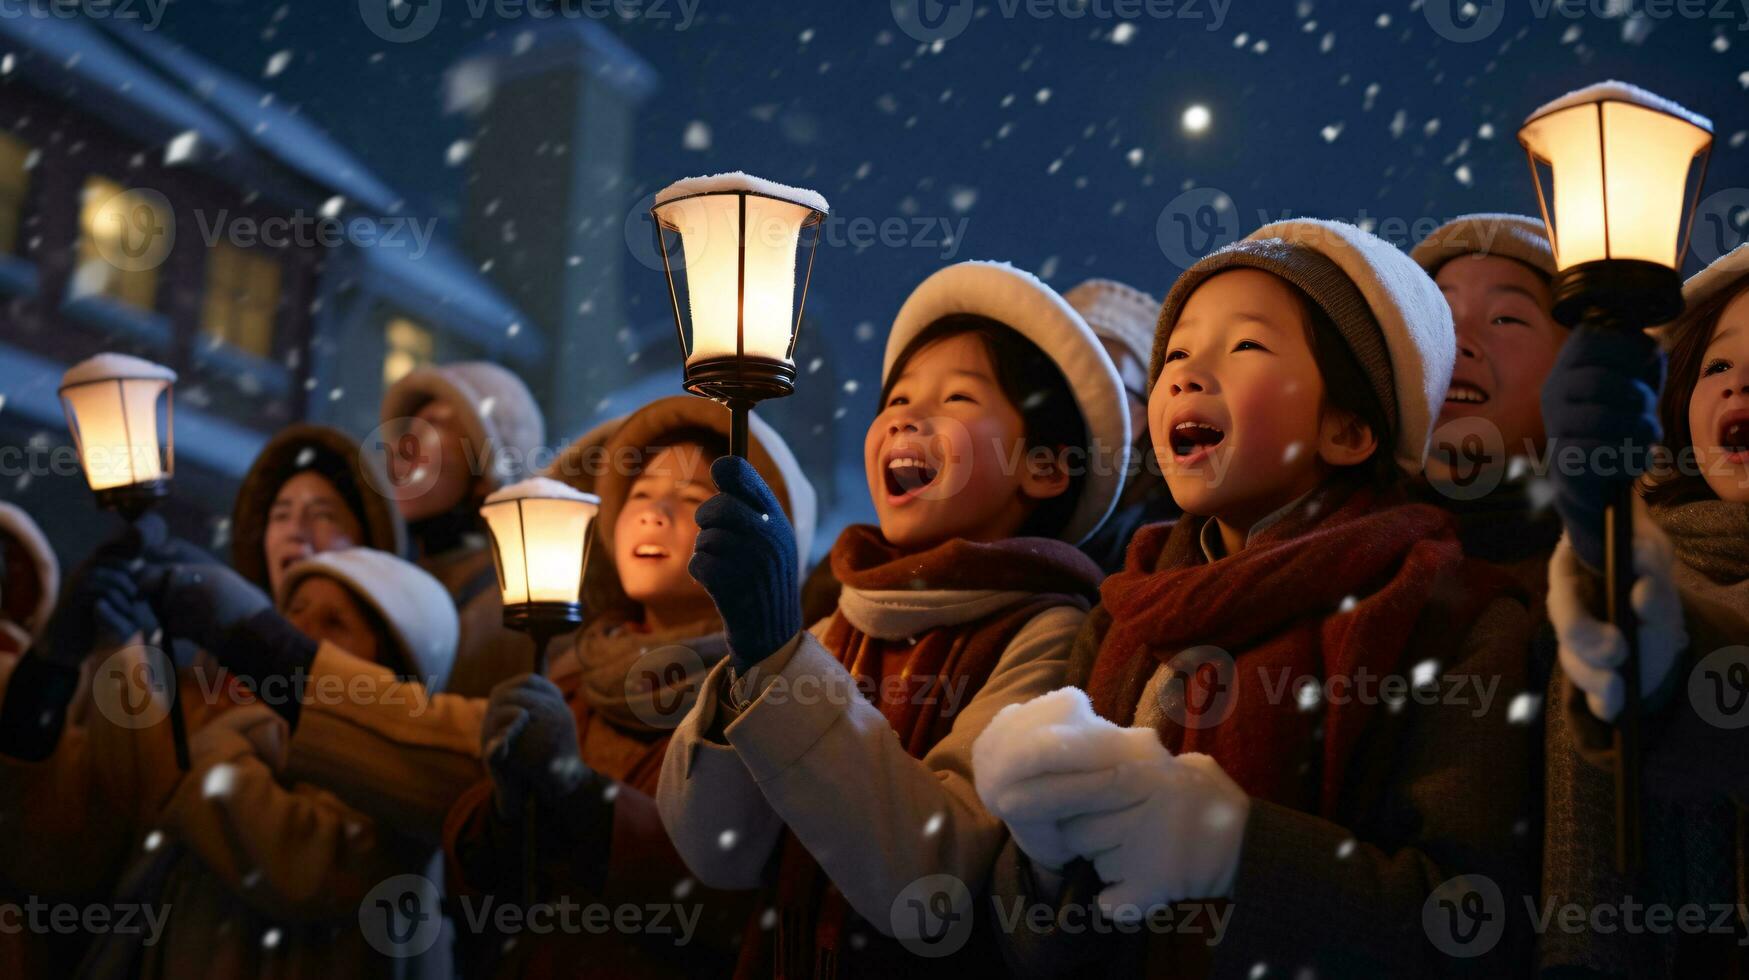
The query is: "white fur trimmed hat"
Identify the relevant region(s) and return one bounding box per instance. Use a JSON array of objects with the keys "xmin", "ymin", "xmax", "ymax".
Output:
[
  {"xmin": 1063, "ymin": 278, "xmax": 1162, "ymax": 383},
  {"xmin": 1153, "ymin": 219, "xmax": 1456, "ymax": 475},
  {"xmin": 884, "ymin": 261, "xmax": 1132, "ymax": 545},
  {"xmin": 1682, "ymin": 243, "xmax": 1749, "ymax": 313},
  {"xmin": 0, "ymin": 502, "xmax": 58, "ymax": 642},
  {"xmin": 278, "ymin": 548, "xmax": 459, "ymax": 692},
  {"xmin": 380, "ymin": 362, "xmax": 546, "ymax": 493},
  {"xmin": 1409, "ymin": 213, "xmax": 1557, "ymax": 279}
]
